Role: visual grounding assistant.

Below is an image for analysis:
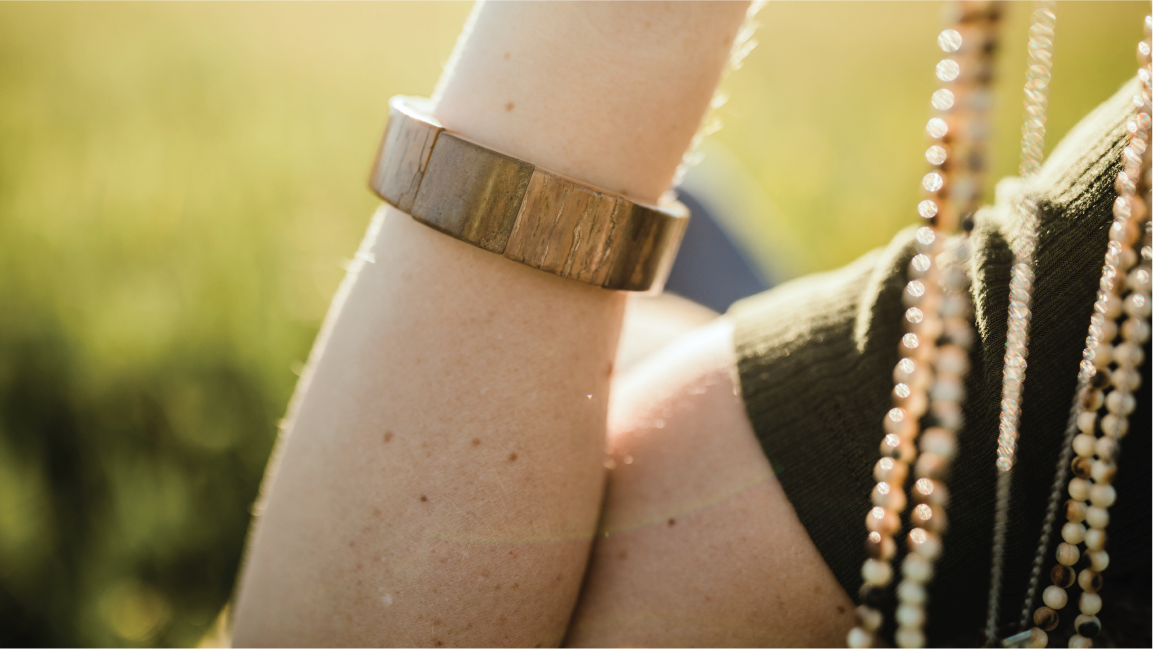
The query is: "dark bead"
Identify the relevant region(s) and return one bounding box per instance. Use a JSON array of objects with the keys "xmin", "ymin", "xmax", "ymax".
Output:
[
  {"xmin": 1063, "ymin": 499, "xmax": 1086, "ymax": 523},
  {"xmin": 961, "ymin": 215, "xmax": 976, "ymax": 232},
  {"xmin": 865, "ymin": 535, "xmax": 884, "ymax": 559},
  {"xmin": 1077, "ymin": 617, "xmax": 1101, "ymax": 638},
  {"xmin": 1050, "ymin": 564, "xmax": 1075, "ymax": 588},
  {"xmin": 1082, "ymin": 570, "xmax": 1104, "ymax": 593},
  {"xmin": 1079, "ymin": 388, "xmax": 1101, "ymax": 409},
  {"xmin": 1090, "ymin": 368, "xmax": 1111, "ymax": 389},
  {"xmin": 859, "ymin": 584, "xmax": 885, "ymax": 609},
  {"xmin": 1033, "ymin": 606, "xmax": 1060, "ymax": 631},
  {"xmin": 1070, "ymin": 456, "xmax": 1093, "ymax": 479}
]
